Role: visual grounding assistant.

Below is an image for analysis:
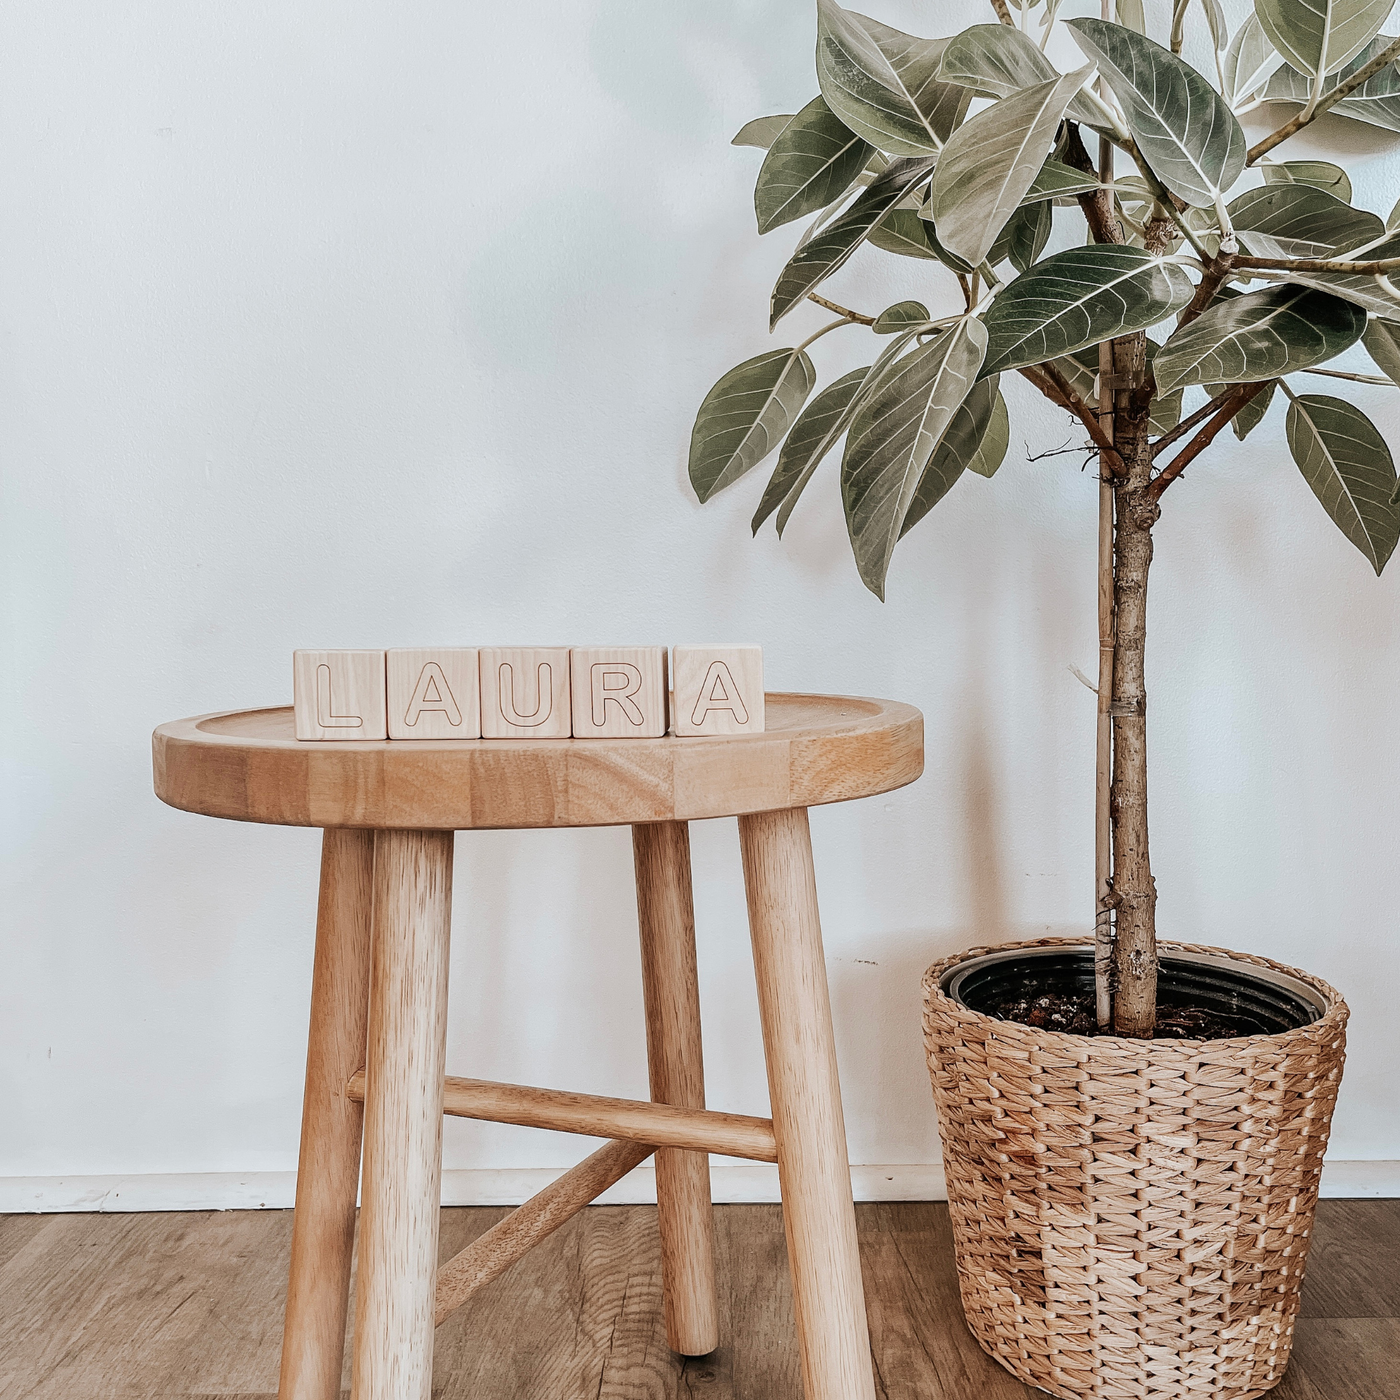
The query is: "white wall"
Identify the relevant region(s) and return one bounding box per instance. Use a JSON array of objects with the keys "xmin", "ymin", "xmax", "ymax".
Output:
[{"xmin": 3, "ymin": 1, "xmax": 1398, "ymax": 1198}]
